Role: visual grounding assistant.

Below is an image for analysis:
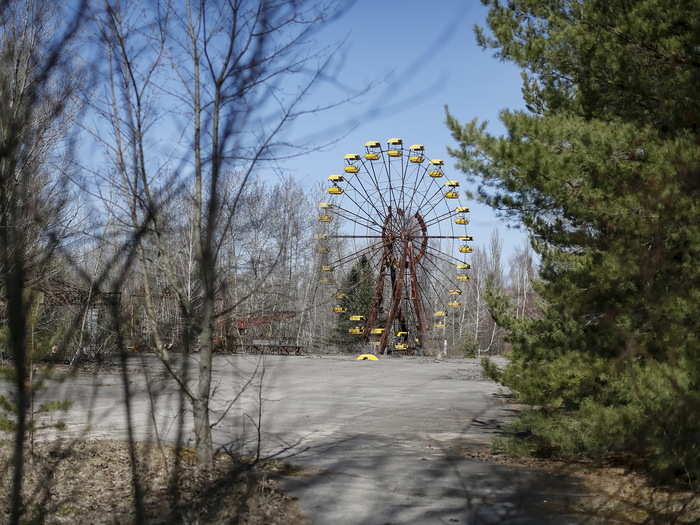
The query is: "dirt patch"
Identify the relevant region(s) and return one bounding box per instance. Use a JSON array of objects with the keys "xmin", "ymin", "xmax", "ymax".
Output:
[
  {"xmin": 0, "ymin": 440, "xmax": 308, "ymax": 524},
  {"xmin": 453, "ymin": 443, "xmax": 700, "ymax": 524}
]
